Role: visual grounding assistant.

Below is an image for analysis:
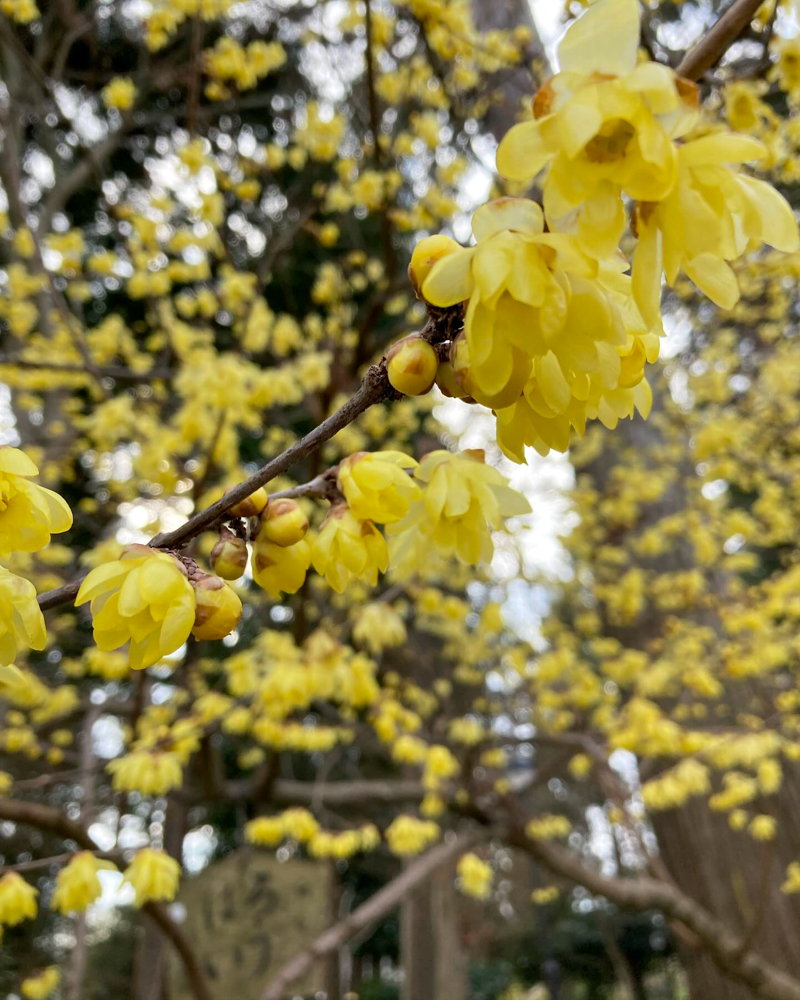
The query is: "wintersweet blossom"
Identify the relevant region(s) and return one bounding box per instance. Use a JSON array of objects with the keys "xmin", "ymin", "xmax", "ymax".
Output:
[
  {"xmin": 0, "ymin": 872, "xmax": 38, "ymax": 925},
  {"xmin": 76, "ymin": 546, "xmax": 196, "ymax": 669},
  {"xmin": 123, "ymin": 849, "xmax": 180, "ymax": 906},
  {"xmin": 51, "ymin": 852, "xmax": 117, "ymax": 914},
  {"xmin": 0, "ymin": 568, "xmax": 46, "ymax": 665},
  {"xmin": 337, "ymin": 451, "xmax": 420, "ymax": 523},
  {"xmin": 385, "ymin": 815, "xmax": 440, "ymax": 856},
  {"xmin": 0, "ymin": 447, "xmax": 72, "ymax": 554},
  {"xmin": 457, "ymin": 853, "xmax": 493, "ymax": 900},
  {"xmin": 107, "ymin": 750, "xmax": 183, "ymax": 795},
  {"xmin": 389, "ymin": 450, "xmax": 530, "ymax": 568},
  {"xmin": 311, "ymin": 504, "xmax": 389, "ymax": 593},
  {"xmin": 251, "ymin": 536, "xmax": 312, "ymax": 597}
]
